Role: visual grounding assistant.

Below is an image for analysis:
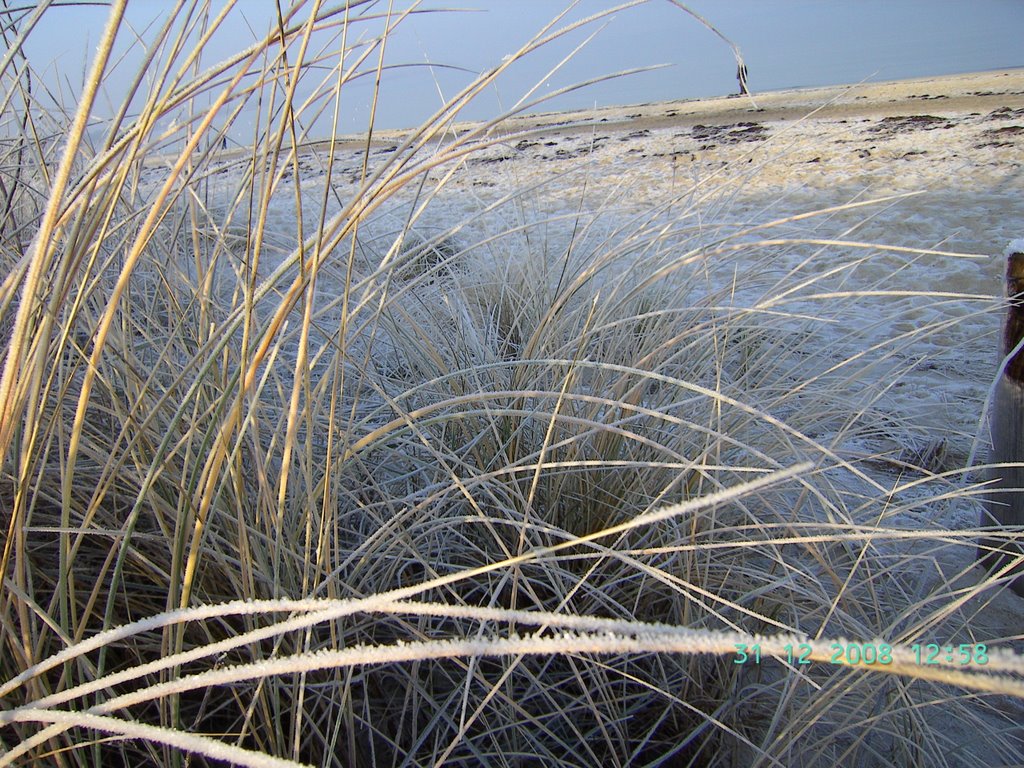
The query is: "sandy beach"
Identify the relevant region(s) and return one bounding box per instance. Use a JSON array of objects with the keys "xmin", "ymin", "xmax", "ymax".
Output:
[
  {"xmin": 270, "ymin": 67, "xmax": 1024, "ymax": 259},
  {"xmin": 309, "ymin": 68, "xmax": 1024, "ymax": 195}
]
